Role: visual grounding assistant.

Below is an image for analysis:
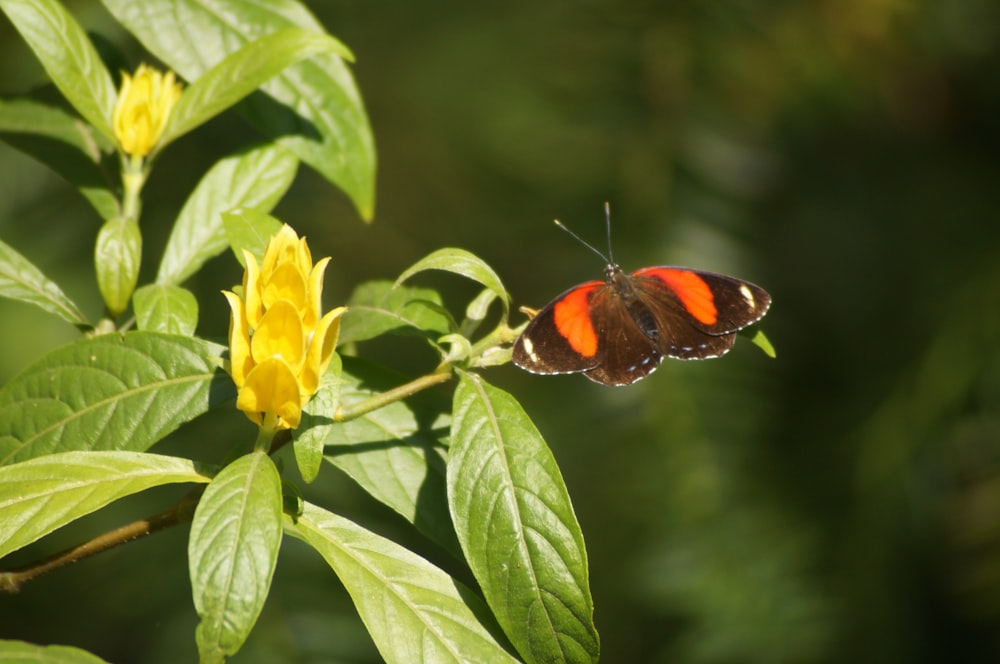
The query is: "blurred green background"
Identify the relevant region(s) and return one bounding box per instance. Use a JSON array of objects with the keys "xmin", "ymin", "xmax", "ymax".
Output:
[{"xmin": 3, "ymin": 0, "xmax": 1000, "ymax": 661}]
